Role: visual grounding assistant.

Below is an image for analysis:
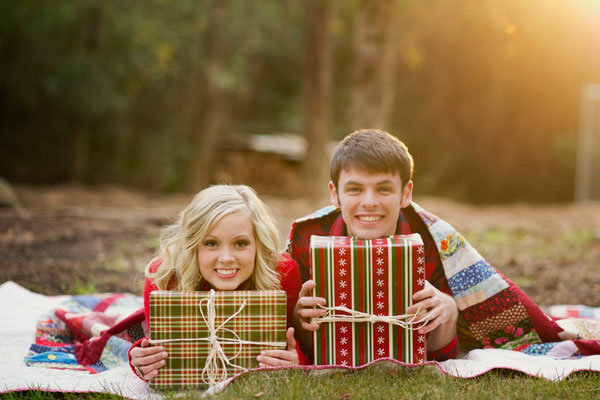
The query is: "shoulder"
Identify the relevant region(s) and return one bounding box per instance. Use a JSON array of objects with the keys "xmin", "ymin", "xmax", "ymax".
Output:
[
  {"xmin": 285, "ymin": 206, "xmax": 340, "ymax": 251},
  {"xmin": 275, "ymin": 253, "xmax": 299, "ymax": 275},
  {"xmin": 145, "ymin": 257, "xmax": 163, "ymax": 275}
]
